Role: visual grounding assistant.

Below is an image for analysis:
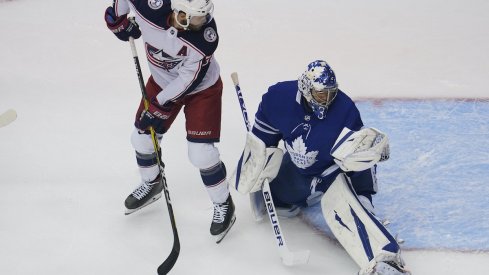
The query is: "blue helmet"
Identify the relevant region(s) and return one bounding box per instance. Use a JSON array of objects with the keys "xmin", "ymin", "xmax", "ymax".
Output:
[{"xmin": 298, "ymin": 60, "xmax": 338, "ymax": 119}]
